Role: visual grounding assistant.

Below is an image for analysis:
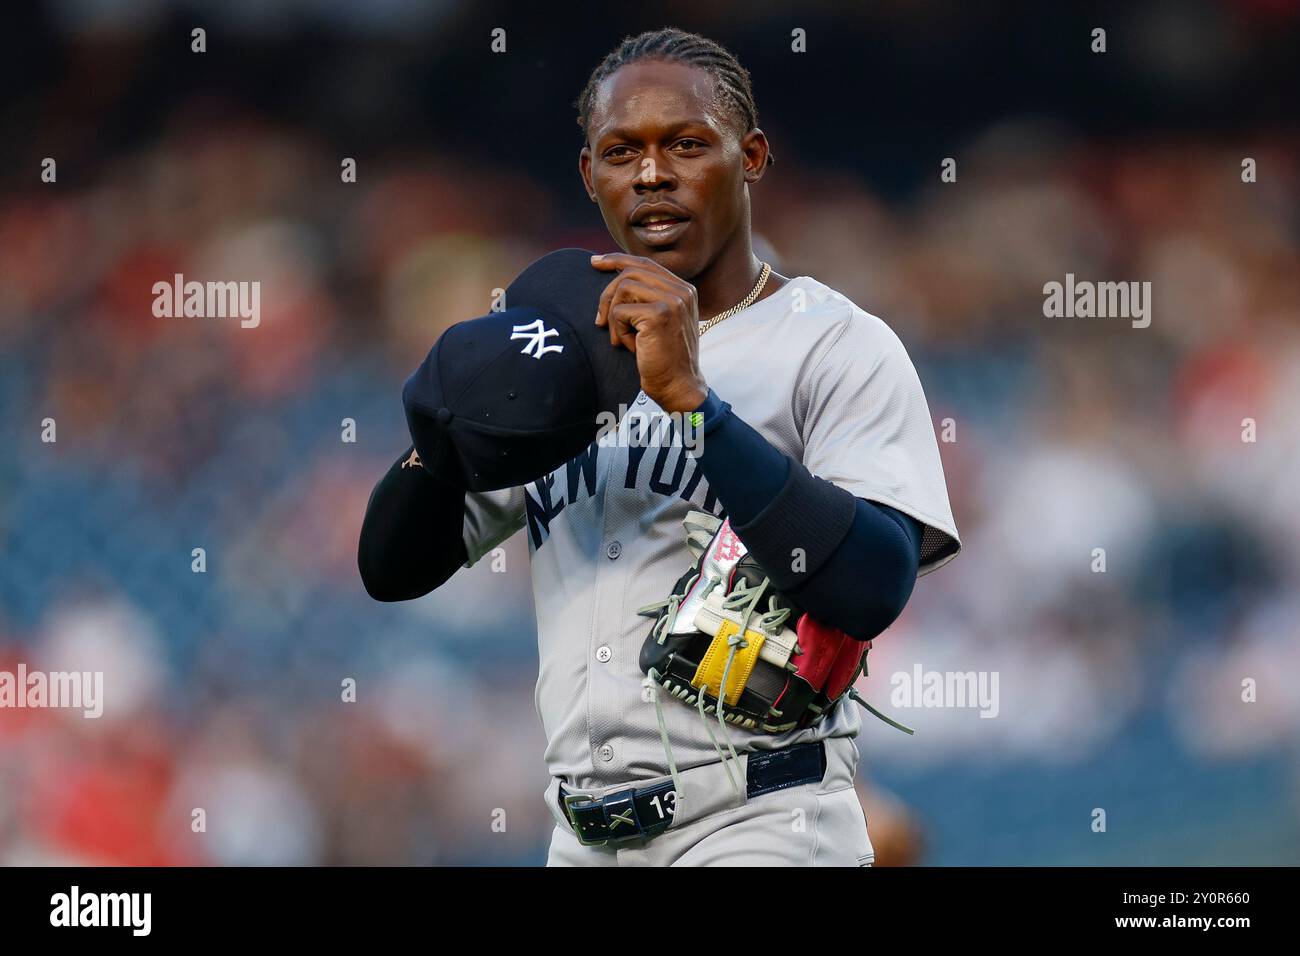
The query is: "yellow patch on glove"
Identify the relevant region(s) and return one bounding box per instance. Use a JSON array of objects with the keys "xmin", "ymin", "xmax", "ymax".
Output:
[{"xmin": 691, "ymin": 619, "xmax": 766, "ymax": 707}]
